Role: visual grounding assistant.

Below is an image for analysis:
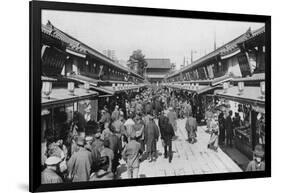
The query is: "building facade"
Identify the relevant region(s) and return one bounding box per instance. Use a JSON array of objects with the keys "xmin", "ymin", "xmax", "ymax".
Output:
[{"xmin": 145, "ymin": 58, "xmax": 172, "ymax": 84}]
